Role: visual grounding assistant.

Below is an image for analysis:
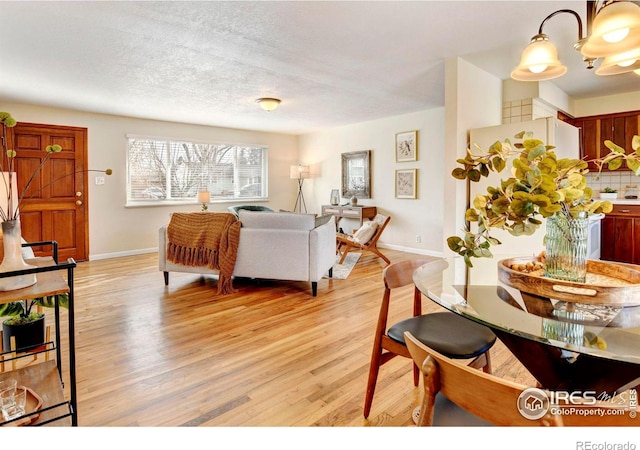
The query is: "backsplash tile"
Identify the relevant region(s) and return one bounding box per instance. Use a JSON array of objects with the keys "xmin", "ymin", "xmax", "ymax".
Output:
[{"xmin": 586, "ymin": 171, "xmax": 640, "ymax": 198}]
